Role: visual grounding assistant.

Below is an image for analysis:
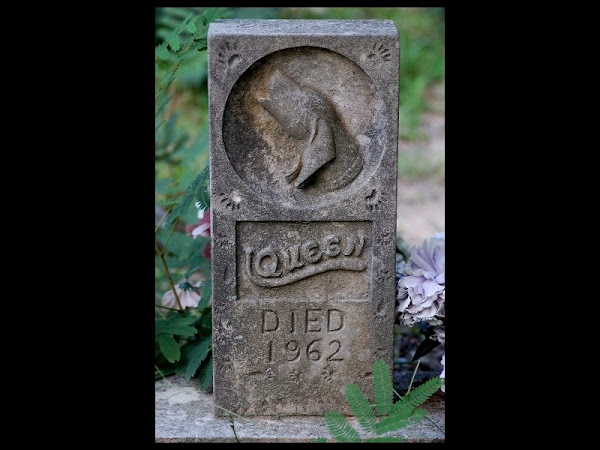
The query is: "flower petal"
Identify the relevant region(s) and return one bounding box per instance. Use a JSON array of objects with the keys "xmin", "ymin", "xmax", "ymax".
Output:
[
  {"xmin": 422, "ymin": 279, "xmax": 443, "ymax": 298},
  {"xmin": 191, "ymin": 223, "xmax": 211, "ymax": 239}
]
